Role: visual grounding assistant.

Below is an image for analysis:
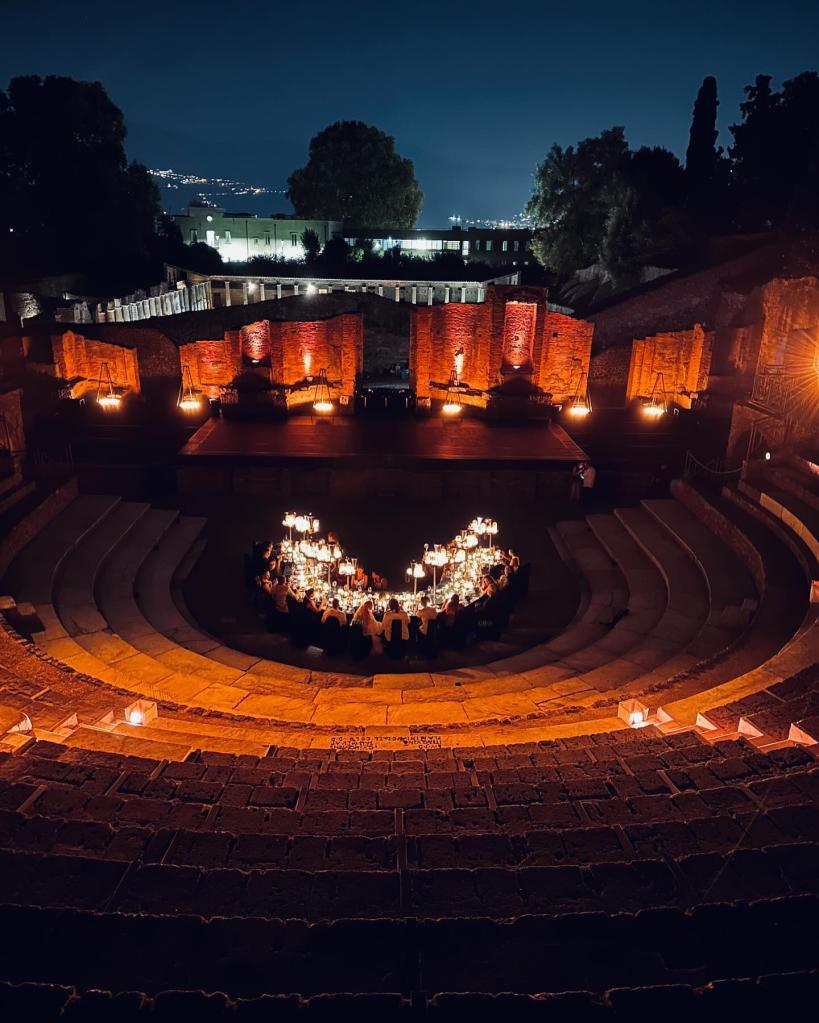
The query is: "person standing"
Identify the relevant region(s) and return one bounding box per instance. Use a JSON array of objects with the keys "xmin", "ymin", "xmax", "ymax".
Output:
[{"xmin": 581, "ymin": 462, "xmax": 597, "ymax": 503}]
